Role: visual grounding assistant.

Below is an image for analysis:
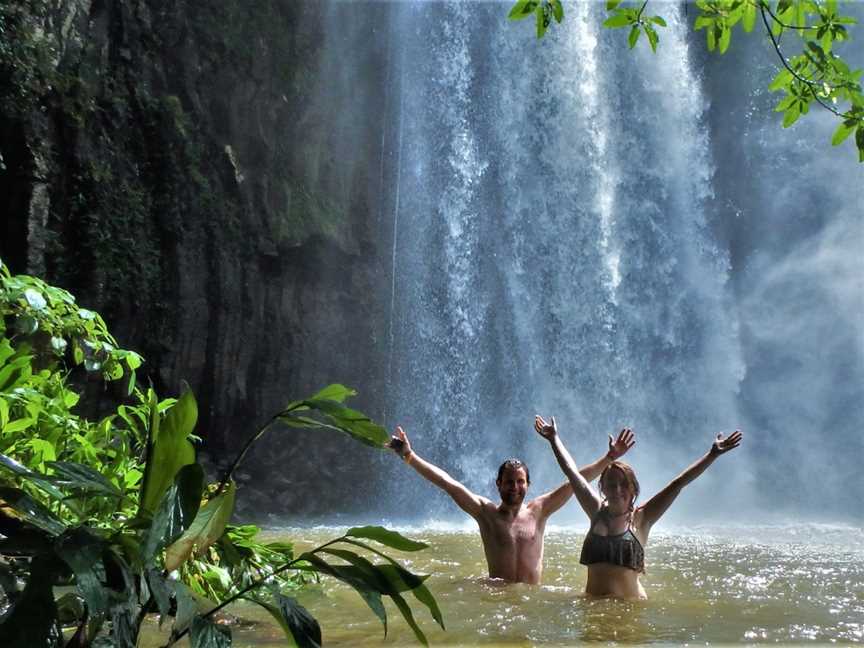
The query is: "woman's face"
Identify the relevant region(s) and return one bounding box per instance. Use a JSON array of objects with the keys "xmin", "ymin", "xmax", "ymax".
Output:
[{"xmin": 602, "ymin": 467, "xmax": 634, "ymax": 511}]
